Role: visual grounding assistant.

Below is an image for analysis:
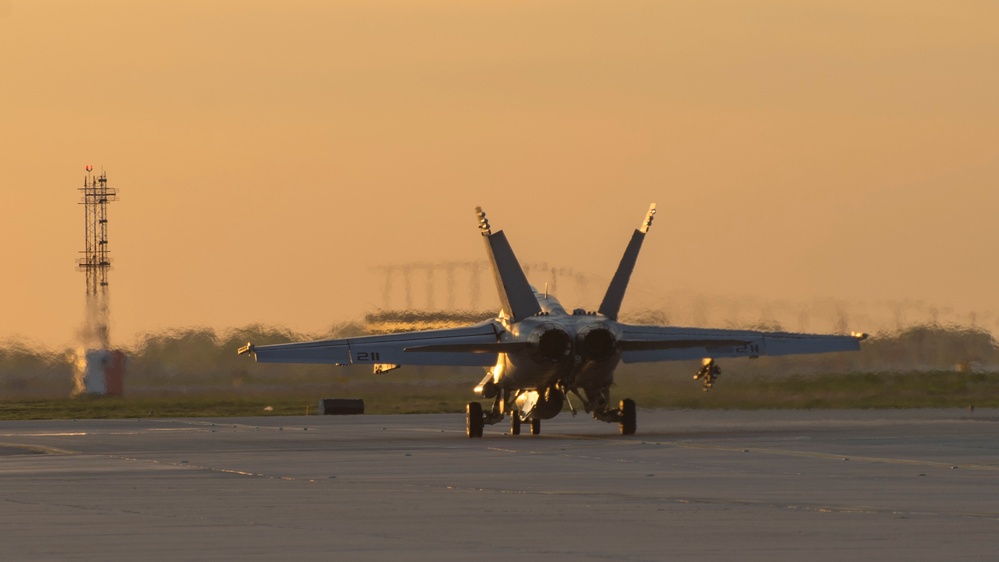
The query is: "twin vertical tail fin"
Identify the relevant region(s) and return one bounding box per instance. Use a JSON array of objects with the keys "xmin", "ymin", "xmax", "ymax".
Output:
[
  {"xmin": 597, "ymin": 203, "xmax": 657, "ymax": 321},
  {"xmin": 474, "ymin": 203, "xmax": 655, "ymax": 323},
  {"xmin": 476, "ymin": 207, "xmax": 542, "ymax": 322}
]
